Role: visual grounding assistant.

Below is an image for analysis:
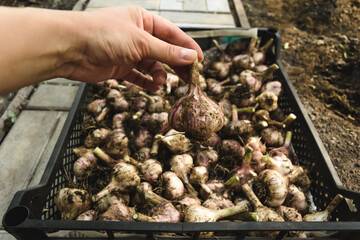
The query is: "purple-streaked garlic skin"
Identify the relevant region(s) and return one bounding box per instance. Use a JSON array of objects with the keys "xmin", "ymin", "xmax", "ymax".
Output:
[
  {"xmin": 149, "ymin": 202, "xmax": 181, "ymax": 223},
  {"xmin": 92, "ymin": 162, "xmax": 141, "ymax": 202},
  {"xmin": 146, "ymin": 112, "xmax": 169, "ymax": 134},
  {"xmin": 229, "ymin": 84, "xmax": 255, "ymax": 107},
  {"xmin": 165, "ymin": 72, "xmax": 180, "ymax": 94},
  {"xmin": 223, "ymin": 119, "xmax": 253, "ymax": 137},
  {"xmin": 239, "ymin": 70, "xmax": 262, "ymax": 92},
  {"xmin": 73, "ymin": 152, "xmax": 98, "ymax": 181},
  {"xmin": 262, "ymin": 154, "xmax": 293, "ymax": 176},
  {"xmin": 219, "ymin": 139, "xmax": 245, "ymax": 158},
  {"xmin": 86, "ymin": 99, "xmax": 106, "ymax": 115},
  {"xmin": 189, "ymin": 166, "xmax": 211, "ymax": 193},
  {"xmin": 112, "ymin": 112, "xmax": 128, "ymax": 130},
  {"xmin": 140, "ymin": 159, "xmax": 163, "ymax": 183},
  {"xmin": 174, "ymin": 84, "xmax": 189, "ymax": 98},
  {"xmin": 107, "ymin": 89, "xmax": 122, "ymax": 100},
  {"xmin": 176, "ymin": 194, "xmax": 202, "ymax": 212},
  {"xmin": 131, "ymin": 96, "xmax": 148, "ymax": 111},
  {"xmin": 107, "ymin": 89, "xmax": 129, "ymax": 112},
  {"xmin": 251, "ymin": 38, "xmax": 273, "ymax": 65},
  {"xmin": 256, "ymin": 92, "xmax": 278, "ymax": 112},
  {"xmin": 230, "ymin": 74, "xmax": 240, "ymax": 84},
  {"xmin": 262, "ymin": 81, "xmax": 282, "ymax": 97},
  {"xmin": 261, "ymin": 127, "xmax": 284, "ymax": 147},
  {"xmin": 254, "ymin": 64, "xmax": 268, "ymax": 73},
  {"xmin": 211, "ymin": 62, "xmax": 232, "ymax": 79},
  {"xmin": 170, "ymin": 154, "xmax": 193, "ymax": 176},
  {"xmin": 202, "ymin": 193, "xmax": 234, "ymax": 210},
  {"xmin": 170, "ymin": 154, "xmax": 198, "ymax": 197},
  {"xmin": 84, "ymin": 128, "xmax": 111, "ymax": 148},
  {"xmin": 161, "ymin": 171, "xmax": 185, "ymax": 200},
  {"xmin": 140, "ymin": 91, "xmax": 170, "ymax": 113},
  {"xmin": 196, "ymin": 149, "xmax": 219, "ymax": 169},
  {"xmin": 247, "ymin": 136, "xmax": 266, "ymax": 154},
  {"xmin": 76, "ymin": 210, "xmax": 95, "ymax": 221},
  {"xmin": 55, "ymin": 188, "xmax": 92, "ymax": 220},
  {"xmin": 232, "ymin": 54, "xmax": 255, "ymax": 70},
  {"xmin": 258, "ymin": 169, "xmax": 289, "ymax": 207},
  {"xmin": 133, "ymin": 147, "xmax": 151, "ymax": 162},
  {"xmin": 199, "ymin": 180, "xmax": 228, "ymax": 200},
  {"xmin": 168, "ymin": 59, "xmax": 225, "ymax": 141},
  {"xmin": 219, "ymin": 98, "xmax": 232, "ymax": 118},
  {"xmin": 104, "ymin": 129, "xmax": 130, "ymax": 159},
  {"xmin": 226, "ymin": 146, "xmax": 256, "ymax": 192},
  {"xmin": 96, "ymin": 192, "xmax": 130, "ymax": 213},
  {"xmin": 133, "ymin": 129, "xmax": 153, "ymax": 150},
  {"xmin": 201, "ymin": 133, "xmax": 221, "ymax": 148},
  {"xmin": 241, "ymin": 183, "xmax": 284, "ymax": 239},
  {"xmin": 285, "ymin": 184, "xmax": 309, "ymax": 214},
  {"xmin": 99, "ymin": 201, "xmax": 135, "ymax": 222},
  {"xmin": 112, "ymin": 96, "xmax": 129, "ymax": 112}
]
